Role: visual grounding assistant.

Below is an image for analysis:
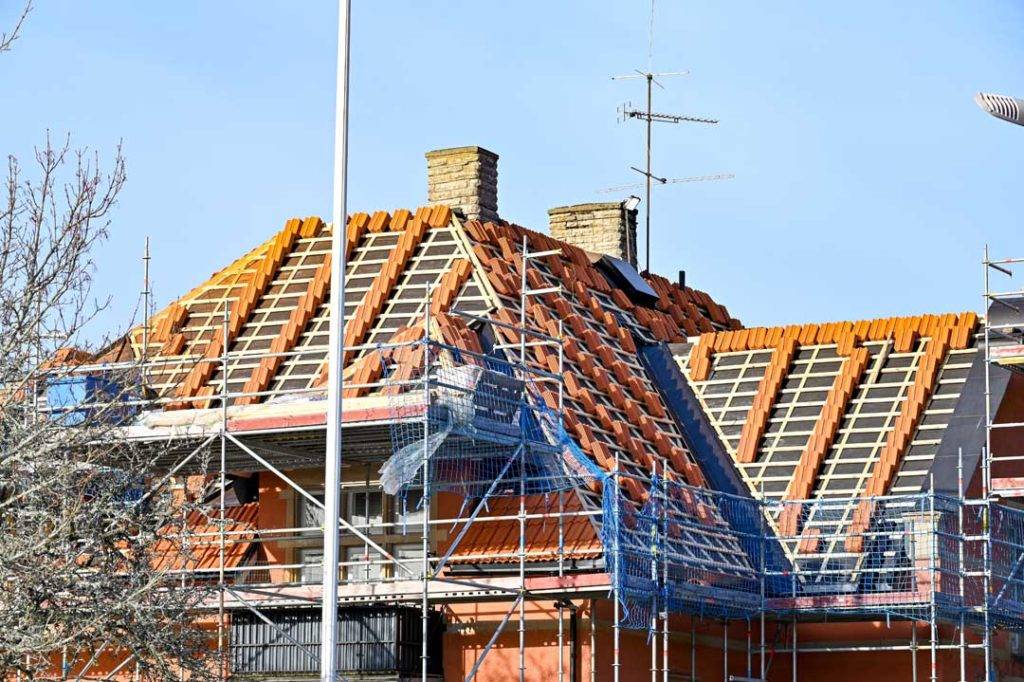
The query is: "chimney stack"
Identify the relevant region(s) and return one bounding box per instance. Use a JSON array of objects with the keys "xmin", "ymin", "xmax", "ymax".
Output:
[
  {"xmin": 426, "ymin": 146, "xmax": 499, "ymax": 223},
  {"xmin": 548, "ymin": 202, "xmax": 638, "ymax": 267}
]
